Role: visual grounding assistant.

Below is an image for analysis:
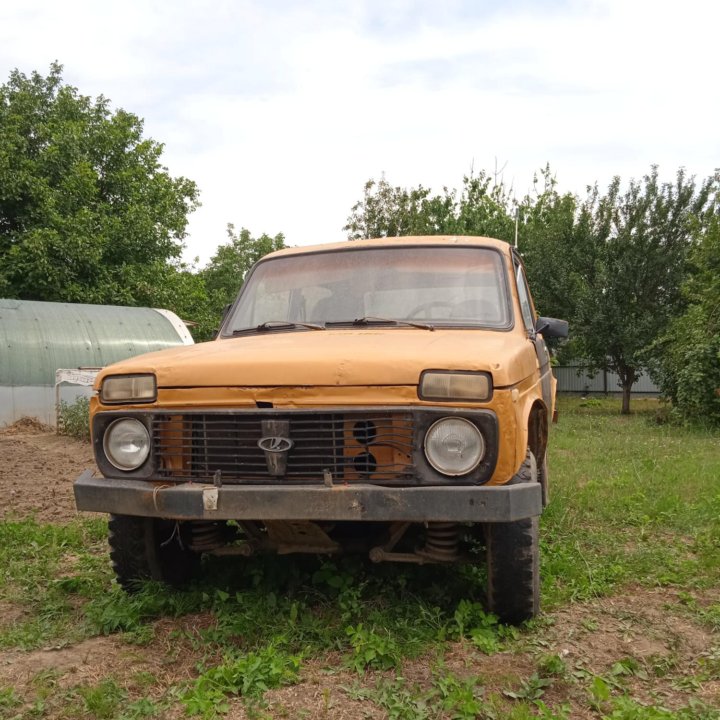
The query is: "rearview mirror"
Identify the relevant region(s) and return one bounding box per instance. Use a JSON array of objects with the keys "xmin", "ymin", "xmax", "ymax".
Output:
[{"xmin": 536, "ymin": 316, "xmax": 568, "ymax": 339}]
